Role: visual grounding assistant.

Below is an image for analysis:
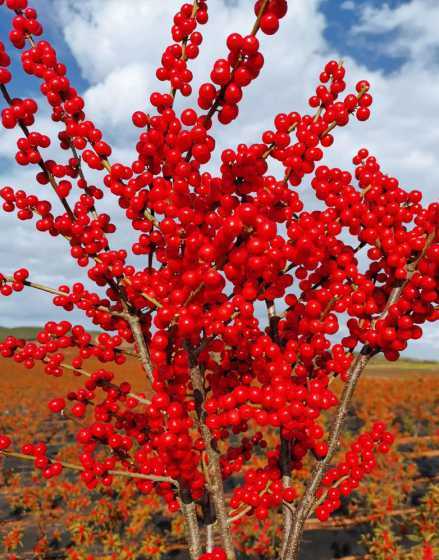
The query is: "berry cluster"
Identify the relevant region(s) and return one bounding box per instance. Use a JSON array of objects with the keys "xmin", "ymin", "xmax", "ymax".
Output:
[
  {"xmin": 256, "ymin": 0, "xmax": 288, "ymax": 35},
  {"xmin": 0, "ymin": 40, "xmax": 11, "ymax": 84},
  {"xmin": 198, "ymin": 548, "xmax": 227, "ymax": 560},
  {"xmin": 0, "ymin": 320, "xmax": 131, "ymax": 371},
  {"xmin": 6, "ymin": 3, "xmax": 42, "ymax": 48},
  {"xmin": 20, "ymin": 442, "xmax": 63, "ymax": 479},
  {"xmin": 229, "ymin": 466, "xmax": 295, "ymax": 521},
  {"xmin": 0, "ymin": 268, "xmax": 28, "ymax": 295},
  {"xmin": 155, "ymin": 1, "xmax": 208, "ymax": 98},
  {"xmin": 1, "ymin": 95, "xmax": 38, "ymax": 129},
  {"xmin": 15, "ymin": 130, "xmax": 50, "ymax": 165},
  {"xmin": 315, "ymin": 423, "xmax": 394, "ymax": 521}
]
